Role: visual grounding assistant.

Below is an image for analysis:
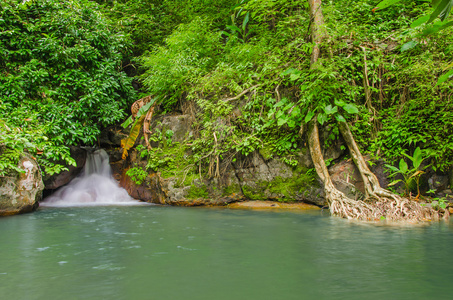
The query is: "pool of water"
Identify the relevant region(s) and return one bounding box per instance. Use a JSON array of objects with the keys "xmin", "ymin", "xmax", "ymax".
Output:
[{"xmin": 1, "ymin": 205, "xmax": 452, "ymax": 300}]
